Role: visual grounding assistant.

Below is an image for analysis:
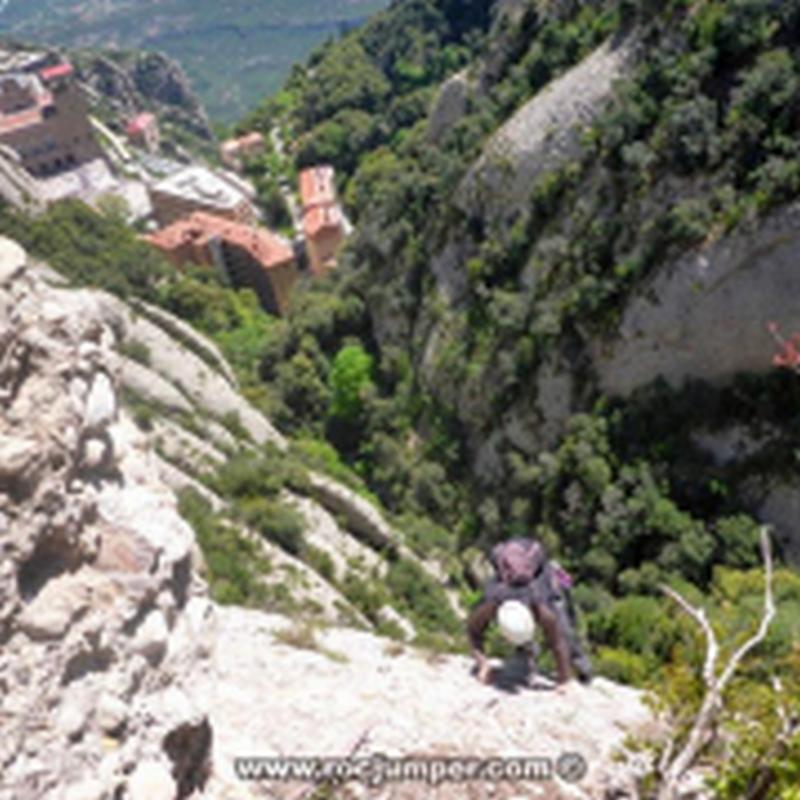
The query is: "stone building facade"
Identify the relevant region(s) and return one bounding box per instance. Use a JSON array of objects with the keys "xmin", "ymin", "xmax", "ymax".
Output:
[{"xmin": 0, "ymin": 62, "xmax": 103, "ymax": 177}]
